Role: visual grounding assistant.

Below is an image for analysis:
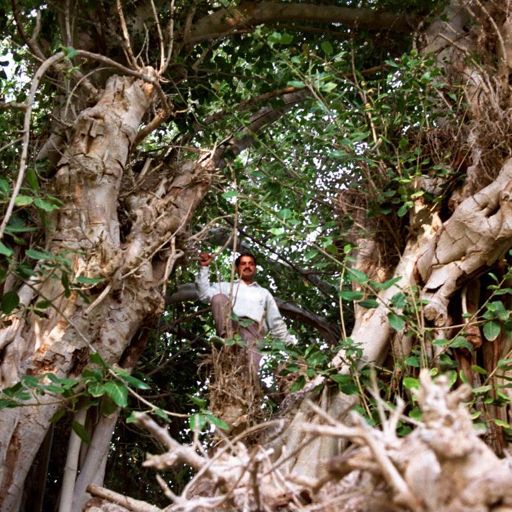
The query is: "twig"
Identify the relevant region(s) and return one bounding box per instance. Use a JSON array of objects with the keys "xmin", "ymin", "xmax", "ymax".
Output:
[
  {"xmin": 155, "ymin": 473, "xmax": 180, "ymax": 504},
  {"xmin": 150, "ymin": 0, "xmax": 165, "ymax": 71},
  {"xmin": 87, "ymin": 484, "xmax": 161, "ymax": 512},
  {"xmin": 116, "ymin": 0, "xmax": 139, "ymax": 69},
  {"xmin": 162, "ymin": 0, "xmax": 176, "ymax": 73},
  {"xmin": 64, "ymin": 0, "xmax": 72, "ymax": 46},
  {"xmin": 84, "ymin": 283, "xmax": 112, "ymax": 314},
  {"xmin": 135, "ymin": 413, "xmax": 206, "ymax": 469},
  {"xmin": 0, "ymin": 51, "xmax": 66, "ymax": 241}
]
